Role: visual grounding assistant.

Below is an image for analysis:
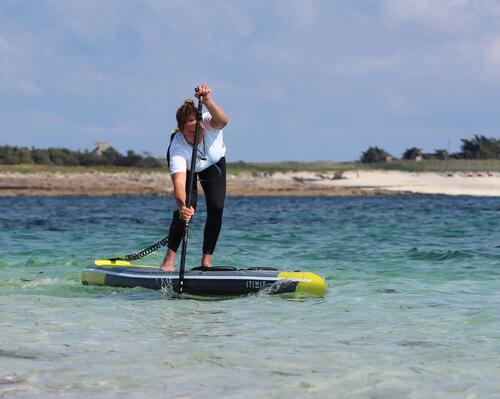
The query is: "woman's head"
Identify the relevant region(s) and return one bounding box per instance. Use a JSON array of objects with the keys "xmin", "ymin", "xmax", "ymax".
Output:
[
  {"xmin": 176, "ymin": 99, "xmax": 204, "ymax": 143},
  {"xmin": 176, "ymin": 100, "xmax": 197, "ymax": 131}
]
